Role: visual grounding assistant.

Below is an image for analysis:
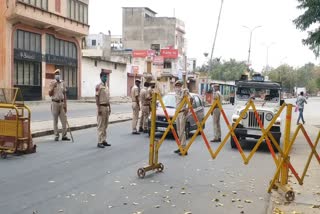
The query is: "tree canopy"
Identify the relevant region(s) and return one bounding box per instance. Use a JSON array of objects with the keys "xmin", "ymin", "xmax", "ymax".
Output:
[
  {"xmin": 293, "ymin": 0, "xmax": 320, "ymax": 57},
  {"xmin": 198, "ymin": 58, "xmax": 248, "ymax": 81}
]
